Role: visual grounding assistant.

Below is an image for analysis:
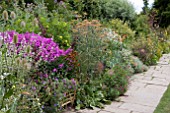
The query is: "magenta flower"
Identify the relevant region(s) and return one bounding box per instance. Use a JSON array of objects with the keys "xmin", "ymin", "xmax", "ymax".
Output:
[
  {"xmin": 58, "ymin": 63, "xmax": 64, "ymax": 68},
  {"xmin": 71, "ymin": 78, "xmax": 76, "ymax": 86},
  {"xmin": 43, "ymin": 74, "xmax": 49, "ymax": 78},
  {"xmin": 1, "ymin": 31, "xmax": 72, "ymax": 62},
  {"xmin": 53, "ymin": 68, "xmax": 57, "ymax": 72}
]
